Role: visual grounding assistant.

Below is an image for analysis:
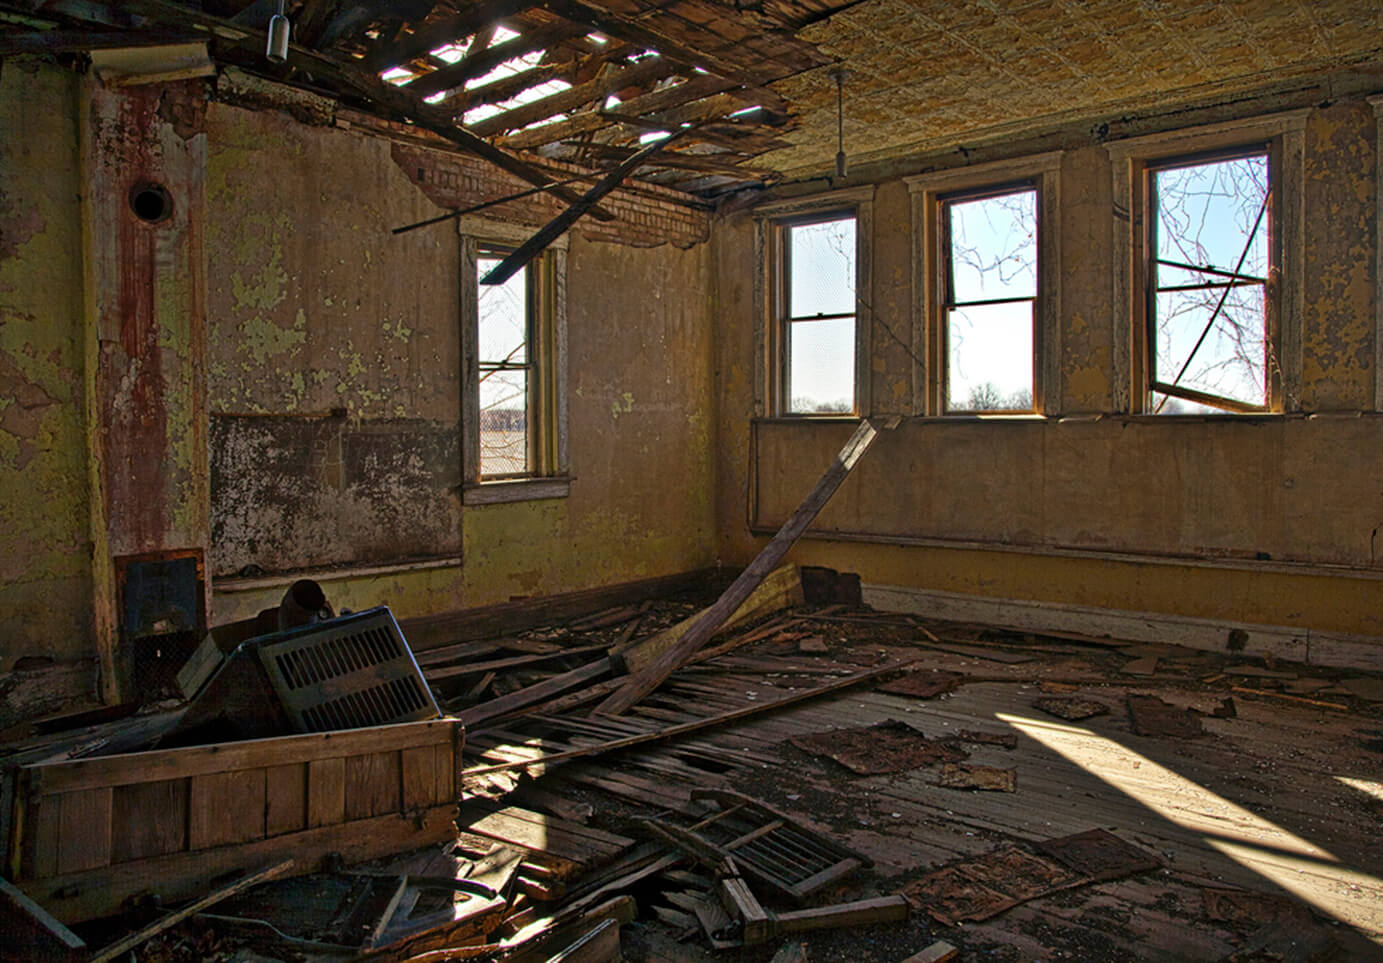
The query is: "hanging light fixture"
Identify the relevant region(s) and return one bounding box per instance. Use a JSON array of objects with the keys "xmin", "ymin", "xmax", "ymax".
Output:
[
  {"xmin": 266, "ymin": 0, "xmax": 291, "ymax": 63},
  {"xmin": 828, "ymin": 66, "xmax": 848, "ymax": 178}
]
